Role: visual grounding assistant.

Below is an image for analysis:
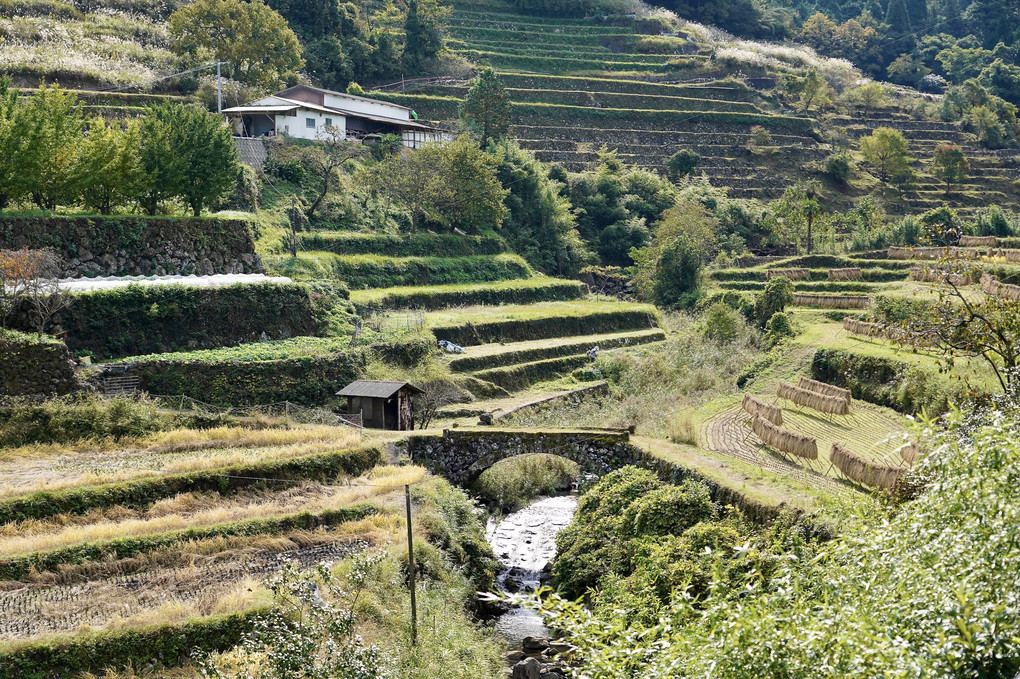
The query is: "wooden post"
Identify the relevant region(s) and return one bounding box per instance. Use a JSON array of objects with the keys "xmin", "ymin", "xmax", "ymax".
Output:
[{"xmin": 405, "ymin": 484, "xmax": 418, "ymax": 646}]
